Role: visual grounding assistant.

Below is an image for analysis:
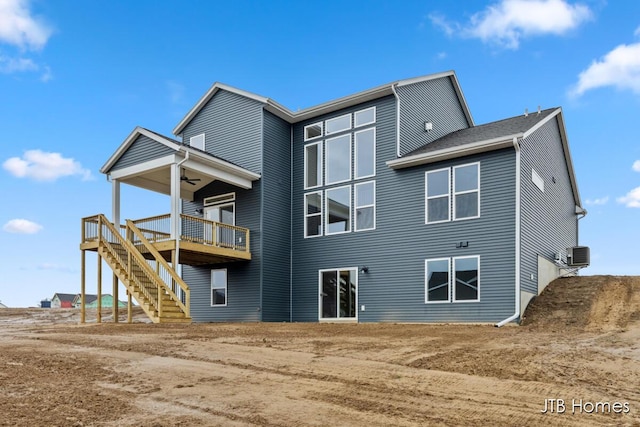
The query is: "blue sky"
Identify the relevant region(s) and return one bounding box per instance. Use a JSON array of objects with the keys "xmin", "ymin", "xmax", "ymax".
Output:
[{"xmin": 1, "ymin": 0, "xmax": 639, "ymax": 307}]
